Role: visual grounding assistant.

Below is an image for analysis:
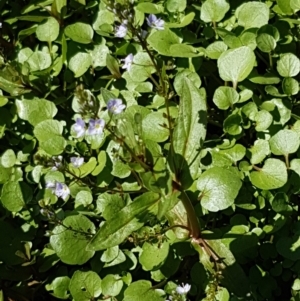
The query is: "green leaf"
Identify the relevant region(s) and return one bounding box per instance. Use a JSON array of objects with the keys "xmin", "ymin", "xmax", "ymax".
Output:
[
  {"xmin": 236, "ymin": 2, "xmax": 269, "ymax": 29},
  {"xmin": 147, "ymin": 29, "xmax": 181, "ymax": 56},
  {"xmin": 90, "ymin": 44, "xmax": 109, "ymax": 68},
  {"xmin": 136, "ymin": 2, "xmax": 163, "ymax": 13},
  {"xmin": 36, "ymin": 17, "xmax": 60, "ymax": 42},
  {"xmin": 168, "ymin": 12, "xmax": 195, "ymax": 28},
  {"xmin": 50, "ymin": 215, "xmax": 95, "ymax": 265},
  {"xmin": 276, "ymin": 0, "xmax": 293, "ymax": 14},
  {"xmin": 45, "ymin": 276, "xmax": 70, "ymax": 299},
  {"xmin": 123, "ymin": 280, "xmax": 165, "ymax": 301},
  {"xmin": 223, "ymin": 113, "xmax": 242, "ymax": 135},
  {"xmin": 217, "ymin": 46, "xmax": 255, "ymax": 86},
  {"xmin": 172, "ymin": 78, "xmax": 207, "ymax": 188},
  {"xmin": 269, "ymin": 129, "xmax": 300, "ymax": 156},
  {"xmin": 69, "ymin": 271, "xmax": 101, "ymax": 301},
  {"xmin": 277, "ymin": 53, "xmax": 300, "ymax": 77},
  {"xmin": 174, "ymin": 69, "xmax": 201, "ymax": 95},
  {"xmin": 205, "ymin": 41, "xmax": 228, "ymax": 59},
  {"xmin": 200, "ymin": 0, "xmax": 230, "ymax": 23},
  {"xmin": 213, "ymin": 86, "xmax": 239, "ymax": 110},
  {"xmin": 290, "ymin": 159, "xmax": 300, "ymax": 177},
  {"xmin": 254, "ymin": 110, "xmax": 273, "ymax": 131},
  {"xmin": 291, "ymin": 0, "xmax": 300, "ymax": 11},
  {"xmin": 65, "ymin": 22, "xmax": 94, "ymax": 44},
  {"xmin": 250, "ymin": 158, "xmax": 287, "ymax": 190},
  {"xmin": 282, "ymin": 77, "xmax": 299, "ymax": 95},
  {"xmin": 34, "ymin": 119, "xmax": 66, "ymax": 155},
  {"xmin": 68, "ymin": 52, "xmax": 92, "ymax": 77},
  {"xmin": 1, "ymin": 149, "xmax": 16, "ymax": 168},
  {"xmin": 197, "ymin": 167, "xmax": 242, "ymax": 212},
  {"xmin": 139, "ymin": 241, "xmax": 169, "ymax": 271},
  {"xmin": 249, "ymin": 140, "xmax": 270, "ymax": 165},
  {"xmin": 142, "ymin": 112, "xmax": 169, "ymax": 142},
  {"xmin": 256, "ymin": 34, "xmax": 276, "ymax": 53},
  {"xmin": 166, "ymin": 0, "xmax": 186, "ymax": 12},
  {"xmin": 87, "ymin": 192, "xmax": 160, "ymax": 251},
  {"xmin": 26, "ymin": 51, "xmax": 52, "ymax": 71},
  {"xmin": 1, "ymin": 181, "xmax": 32, "ymax": 212},
  {"xmin": 16, "ymin": 97, "xmax": 58, "ymax": 126},
  {"xmin": 101, "ymin": 274, "xmax": 123, "ymax": 297},
  {"xmin": 74, "ymin": 190, "xmax": 93, "ymax": 208}
]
